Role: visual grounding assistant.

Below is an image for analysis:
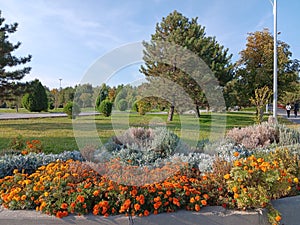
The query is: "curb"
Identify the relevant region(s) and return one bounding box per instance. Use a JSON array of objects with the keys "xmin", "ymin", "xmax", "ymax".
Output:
[{"xmin": 1, "ymin": 196, "xmax": 300, "ymax": 225}]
